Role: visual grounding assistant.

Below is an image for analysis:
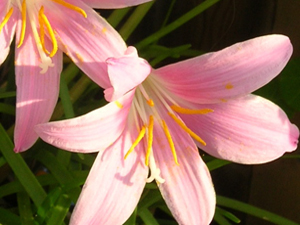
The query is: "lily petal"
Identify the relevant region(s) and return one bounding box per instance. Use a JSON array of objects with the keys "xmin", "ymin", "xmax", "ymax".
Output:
[
  {"xmin": 70, "ymin": 126, "xmax": 148, "ymax": 225},
  {"xmin": 35, "ymin": 91, "xmax": 135, "ymax": 153},
  {"xmin": 45, "ymin": 0, "xmax": 127, "ymax": 88},
  {"xmin": 180, "ymin": 95, "xmax": 299, "ymax": 164},
  {"xmin": 14, "ymin": 27, "xmax": 62, "ymax": 152},
  {"xmin": 152, "ymin": 104, "xmax": 215, "ymax": 225},
  {"xmin": 0, "ymin": 3, "xmax": 17, "ymax": 64},
  {"xmin": 154, "ymin": 35, "xmax": 292, "ymax": 104},
  {"xmin": 83, "ymin": 0, "xmax": 153, "ymax": 8},
  {"xmin": 105, "ymin": 46, "xmax": 151, "ymax": 102}
]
